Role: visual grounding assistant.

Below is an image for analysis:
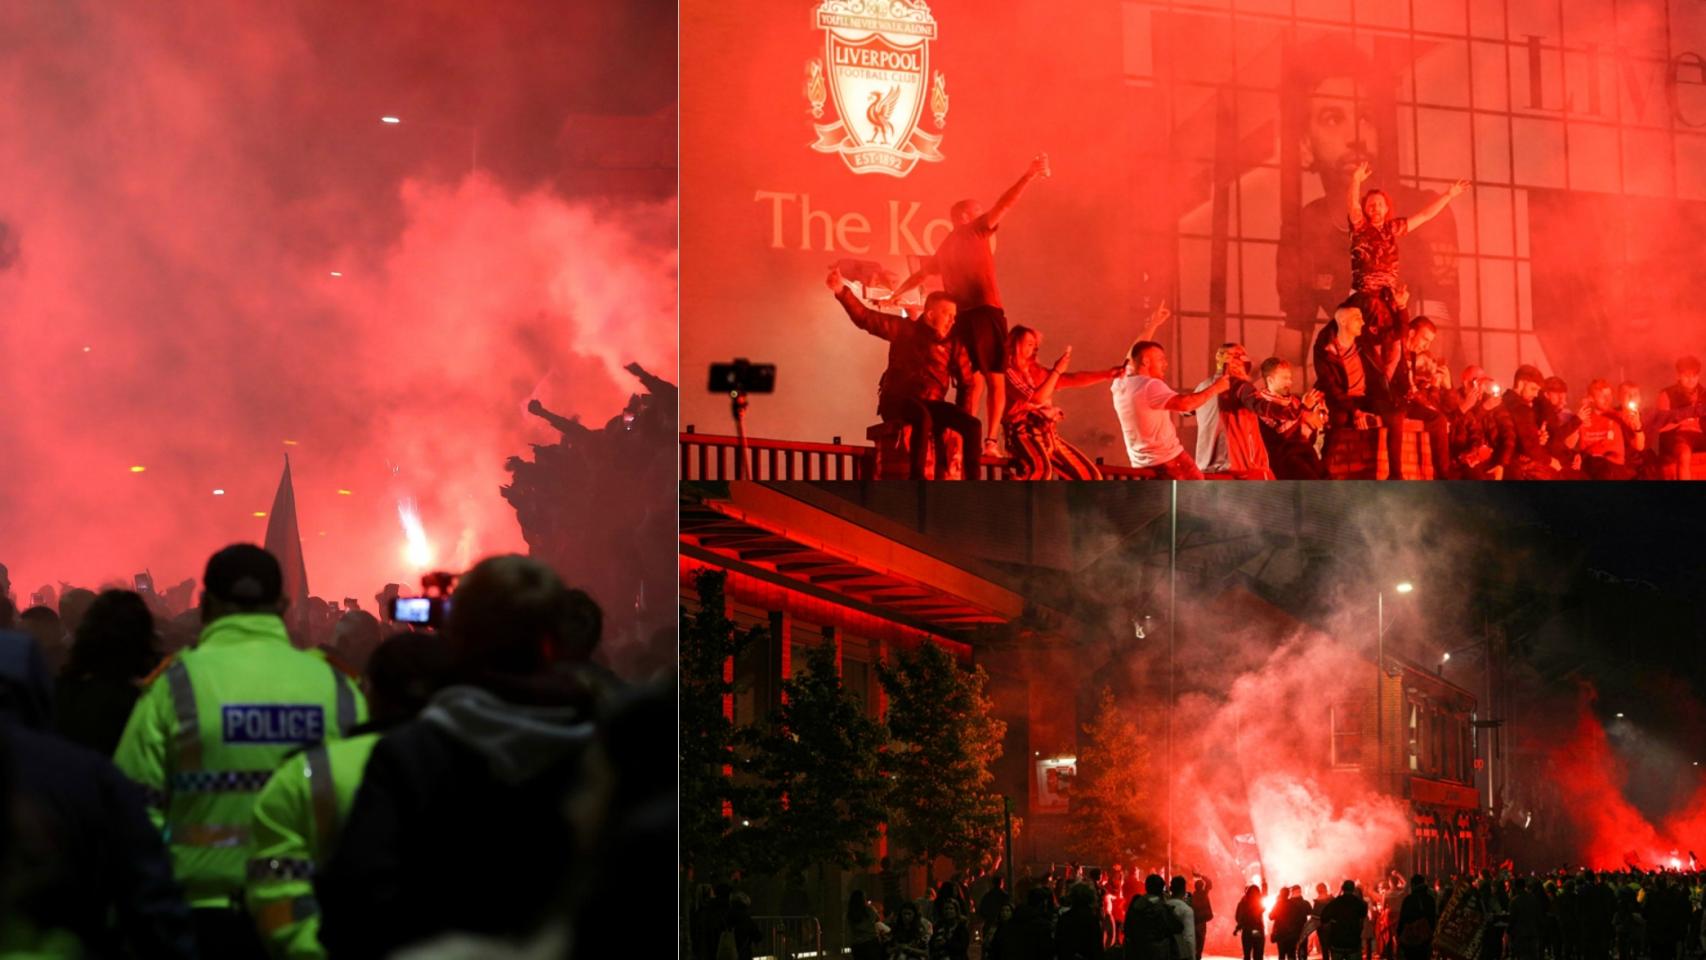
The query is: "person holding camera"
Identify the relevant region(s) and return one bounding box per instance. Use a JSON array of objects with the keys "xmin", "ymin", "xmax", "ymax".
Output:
[
  {"xmin": 317, "ymin": 555, "xmax": 609, "ymax": 958},
  {"xmin": 828, "ymin": 266, "xmax": 982, "ymax": 475}
]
